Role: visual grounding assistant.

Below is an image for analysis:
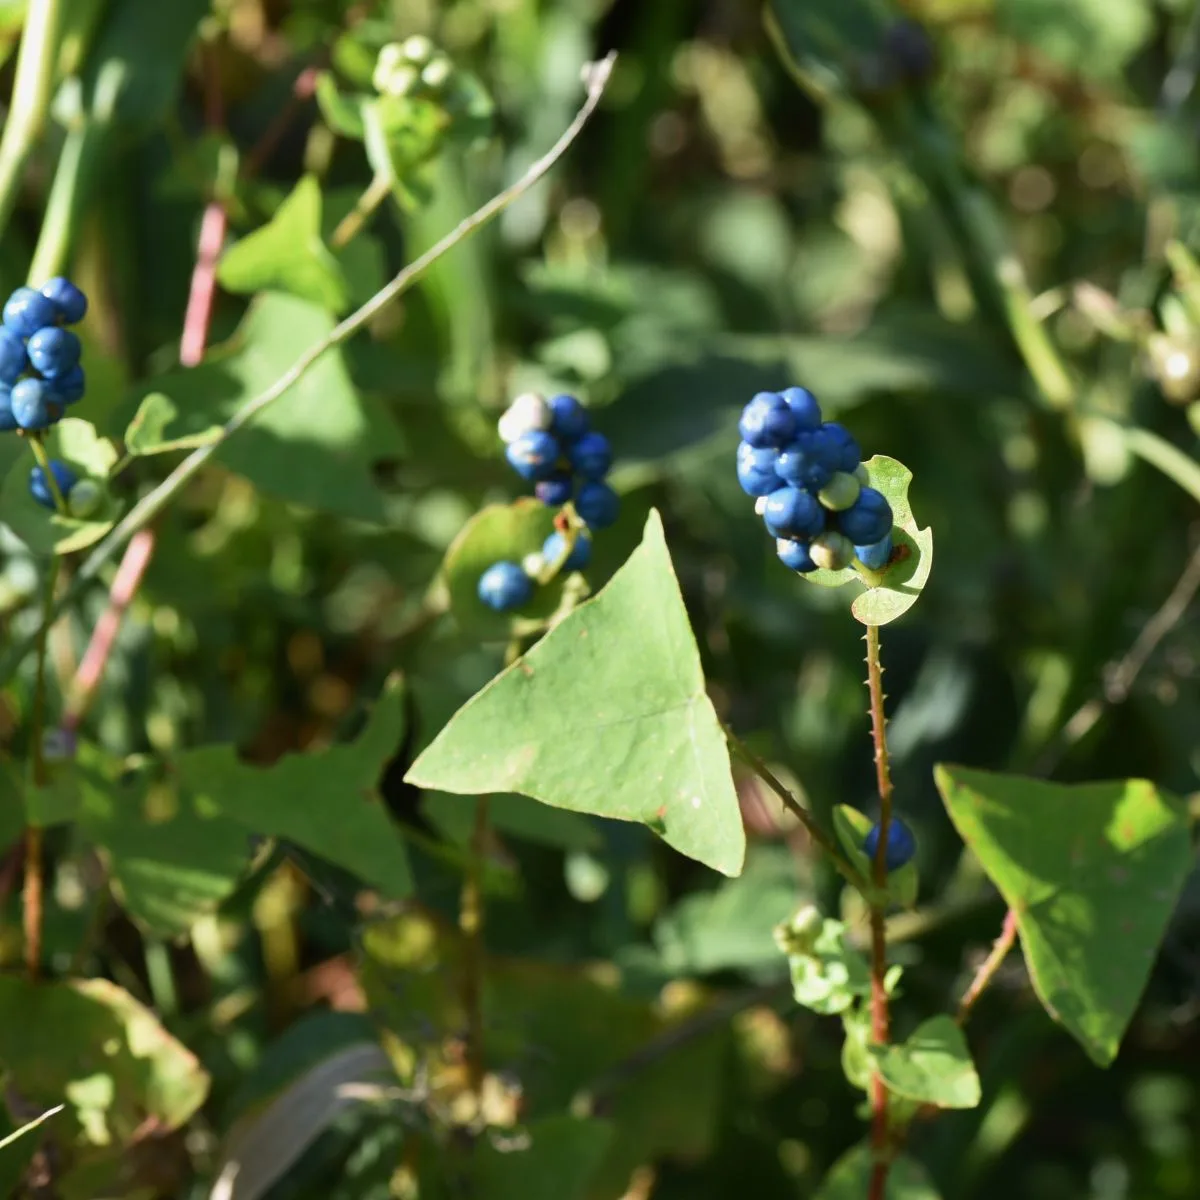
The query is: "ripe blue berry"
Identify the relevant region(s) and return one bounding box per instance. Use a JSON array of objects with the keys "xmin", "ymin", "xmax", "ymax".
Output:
[
  {"xmin": 543, "ymin": 529, "xmax": 591, "ymax": 572},
  {"xmin": 776, "ymin": 537, "xmax": 817, "ymax": 573},
  {"xmin": 548, "ymin": 393, "xmax": 590, "ymax": 441},
  {"xmin": 737, "ymin": 442, "xmax": 781, "ymax": 497},
  {"xmin": 762, "ymin": 486, "xmax": 825, "ymax": 540},
  {"xmin": 781, "ymin": 386, "xmax": 822, "ymax": 431},
  {"xmin": 863, "ymin": 816, "xmax": 916, "ymax": 872},
  {"xmin": 776, "ymin": 428, "xmax": 840, "ymax": 491},
  {"xmin": 822, "ymin": 421, "xmax": 861, "ymax": 472},
  {"xmin": 0, "ymin": 384, "xmax": 18, "ymax": 432},
  {"xmin": 0, "ymin": 327, "xmax": 27, "ymax": 384},
  {"xmin": 838, "ymin": 486, "xmax": 892, "ymax": 545},
  {"xmin": 3, "ymin": 287, "xmax": 58, "ymax": 338},
  {"xmin": 27, "ymin": 326, "xmax": 81, "ymax": 378},
  {"xmin": 739, "ymin": 392, "xmax": 797, "ymax": 448},
  {"xmin": 11, "ymin": 377, "xmax": 58, "ymax": 429},
  {"xmin": 477, "ymin": 561, "xmax": 533, "ymax": 612},
  {"xmin": 29, "ymin": 459, "xmax": 77, "ymax": 510},
  {"xmin": 46, "ymin": 364, "xmax": 85, "ymax": 407},
  {"xmin": 855, "ymin": 532, "xmax": 893, "ymax": 571},
  {"xmin": 575, "ymin": 480, "xmax": 620, "ymax": 529},
  {"xmin": 535, "ymin": 471, "xmax": 573, "ymax": 507},
  {"xmin": 567, "ymin": 431, "xmax": 612, "ymax": 480},
  {"xmin": 505, "ymin": 430, "xmax": 561, "ymax": 481},
  {"xmin": 40, "ymin": 277, "xmax": 88, "ymax": 325}
]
